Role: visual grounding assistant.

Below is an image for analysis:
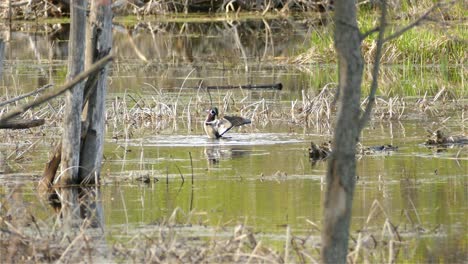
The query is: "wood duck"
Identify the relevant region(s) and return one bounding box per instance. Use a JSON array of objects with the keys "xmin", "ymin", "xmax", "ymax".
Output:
[{"xmin": 204, "ymin": 107, "xmax": 251, "ymax": 139}]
